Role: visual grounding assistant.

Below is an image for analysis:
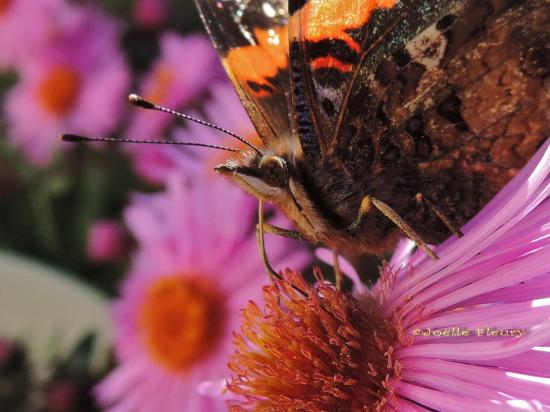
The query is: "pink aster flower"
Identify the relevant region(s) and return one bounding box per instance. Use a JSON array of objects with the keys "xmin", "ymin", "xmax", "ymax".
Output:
[
  {"xmin": 95, "ymin": 172, "xmax": 310, "ymax": 412},
  {"xmin": 0, "ymin": 0, "xmax": 63, "ymax": 69},
  {"xmin": 86, "ymin": 219, "xmax": 128, "ymax": 263},
  {"xmin": 126, "ymin": 32, "xmax": 222, "ymax": 141},
  {"xmin": 125, "ymin": 33, "xmax": 224, "ymax": 180},
  {"xmin": 228, "ymin": 140, "xmax": 550, "ymax": 410},
  {"xmin": 131, "ymin": 81, "xmax": 257, "ymax": 183},
  {"xmin": 3, "ymin": 4, "xmax": 130, "ymax": 165}
]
